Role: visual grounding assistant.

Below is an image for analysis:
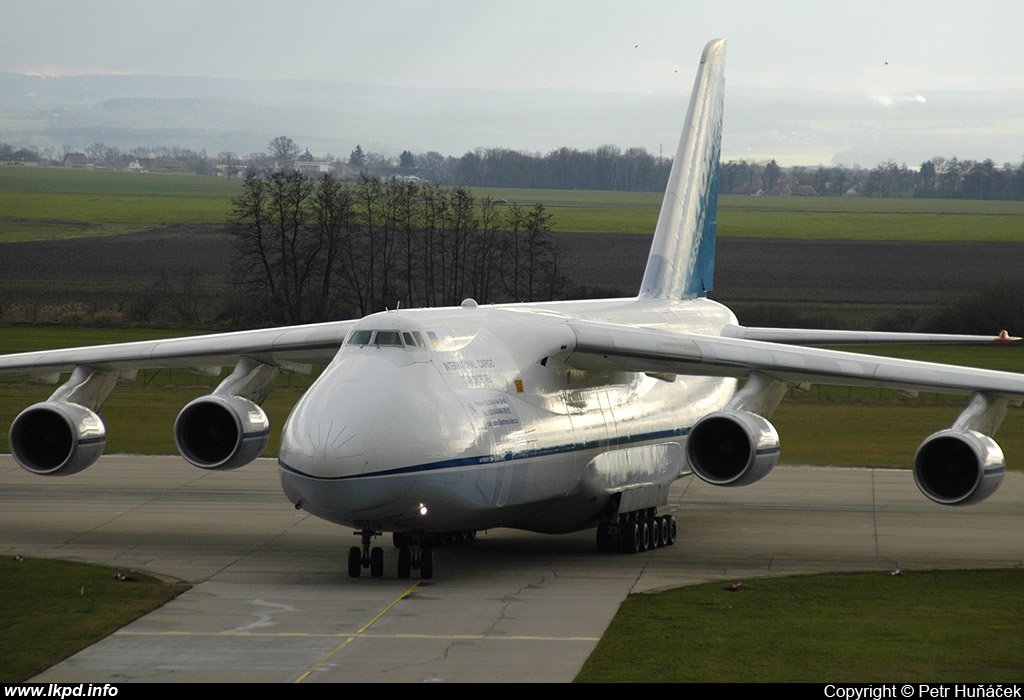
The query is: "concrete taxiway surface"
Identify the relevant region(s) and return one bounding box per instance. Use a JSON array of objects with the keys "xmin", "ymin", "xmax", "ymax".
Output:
[{"xmin": 3, "ymin": 454, "xmax": 1022, "ymax": 683}]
